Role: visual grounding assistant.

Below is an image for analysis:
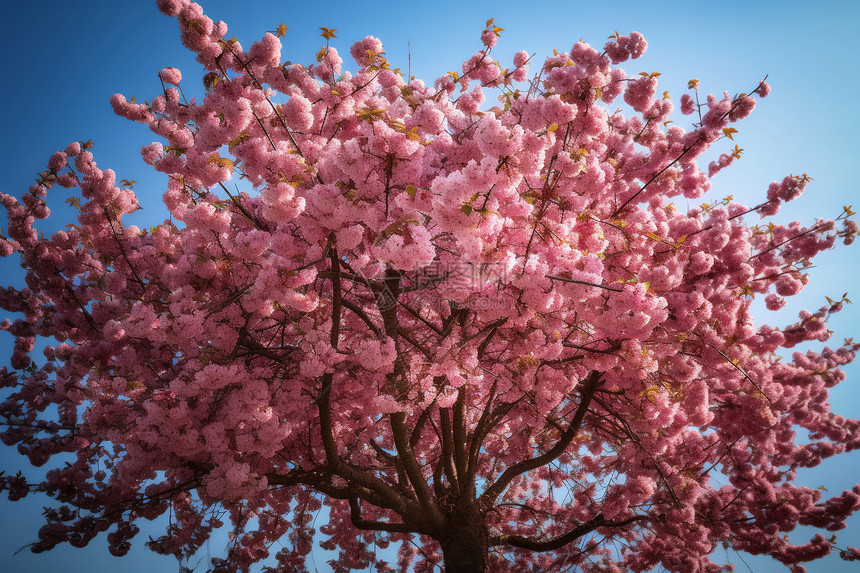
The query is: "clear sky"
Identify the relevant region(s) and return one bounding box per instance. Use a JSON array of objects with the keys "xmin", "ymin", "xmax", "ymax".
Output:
[{"xmin": 1, "ymin": 0, "xmax": 858, "ymax": 572}]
